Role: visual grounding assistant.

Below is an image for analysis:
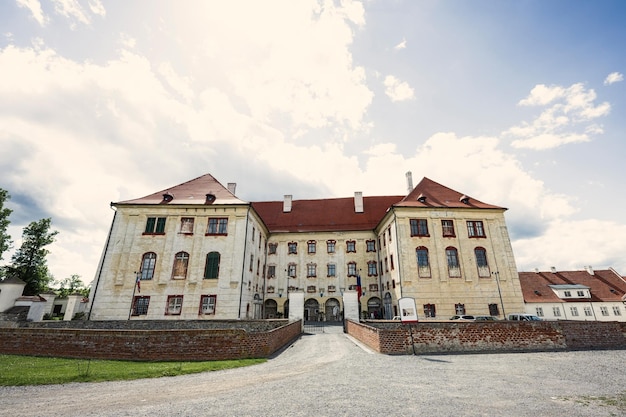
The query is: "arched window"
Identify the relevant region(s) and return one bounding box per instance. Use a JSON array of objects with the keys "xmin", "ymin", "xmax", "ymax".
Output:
[
  {"xmin": 172, "ymin": 251, "xmax": 189, "ymax": 279},
  {"xmin": 204, "ymin": 252, "xmax": 220, "ymax": 279},
  {"xmin": 140, "ymin": 252, "xmax": 157, "ymax": 280},
  {"xmin": 446, "ymin": 247, "xmax": 461, "ymax": 278},
  {"xmin": 416, "ymin": 246, "xmax": 431, "ymax": 278},
  {"xmin": 474, "ymin": 247, "xmax": 490, "ymax": 277}
]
